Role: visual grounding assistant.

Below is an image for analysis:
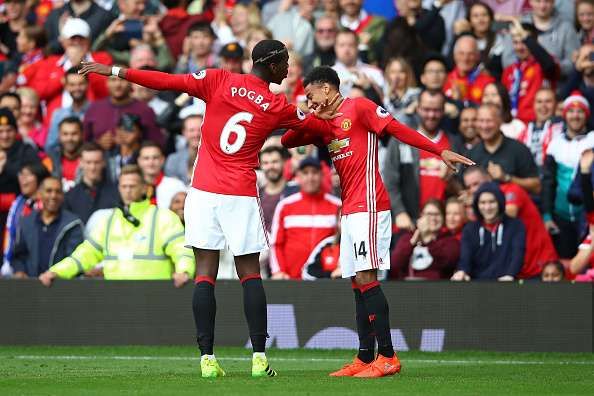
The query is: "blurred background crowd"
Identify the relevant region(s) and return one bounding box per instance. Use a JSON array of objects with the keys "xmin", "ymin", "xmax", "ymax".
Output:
[{"xmin": 0, "ymin": 0, "xmax": 593, "ymax": 284}]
